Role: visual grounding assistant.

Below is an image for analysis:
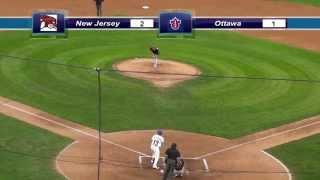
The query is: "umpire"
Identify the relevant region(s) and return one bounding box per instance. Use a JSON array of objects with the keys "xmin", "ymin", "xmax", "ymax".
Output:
[
  {"xmin": 94, "ymin": 0, "xmax": 104, "ymax": 16},
  {"xmin": 163, "ymin": 143, "xmax": 181, "ymax": 180}
]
